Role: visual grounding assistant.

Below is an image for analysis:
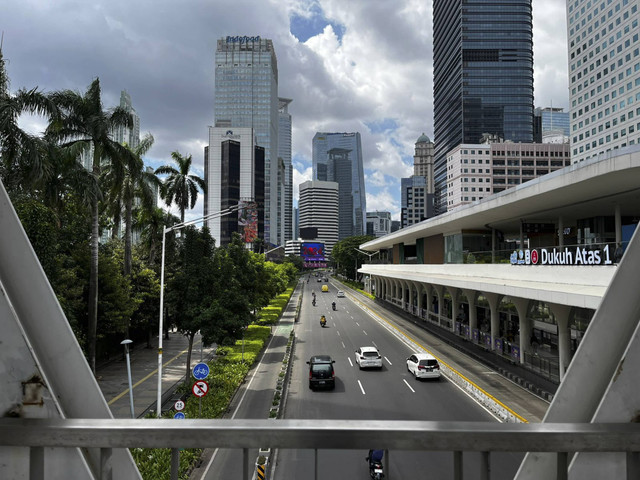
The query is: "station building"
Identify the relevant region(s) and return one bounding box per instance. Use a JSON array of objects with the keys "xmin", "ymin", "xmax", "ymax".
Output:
[{"xmin": 359, "ymin": 147, "xmax": 640, "ymax": 385}]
